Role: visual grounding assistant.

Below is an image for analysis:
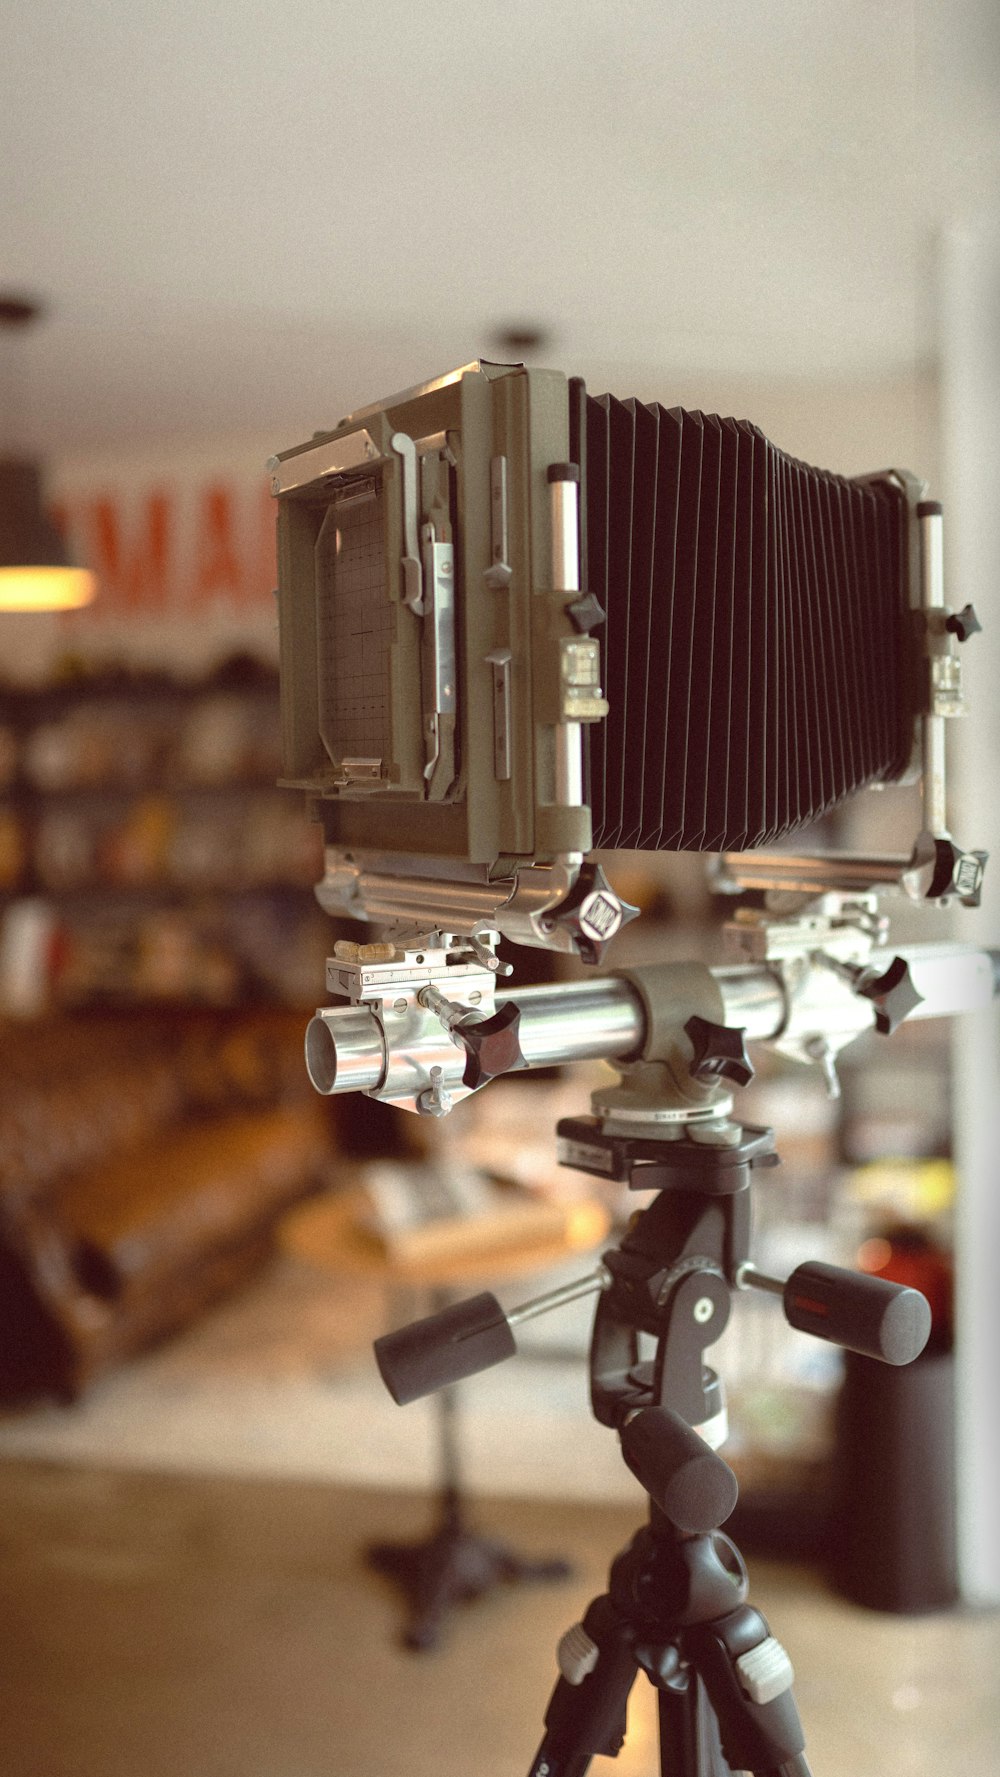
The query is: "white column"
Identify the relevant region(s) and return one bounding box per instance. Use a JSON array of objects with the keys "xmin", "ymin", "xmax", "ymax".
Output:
[{"xmin": 939, "ymin": 220, "xmax": 1000, "ymax": 1606}]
